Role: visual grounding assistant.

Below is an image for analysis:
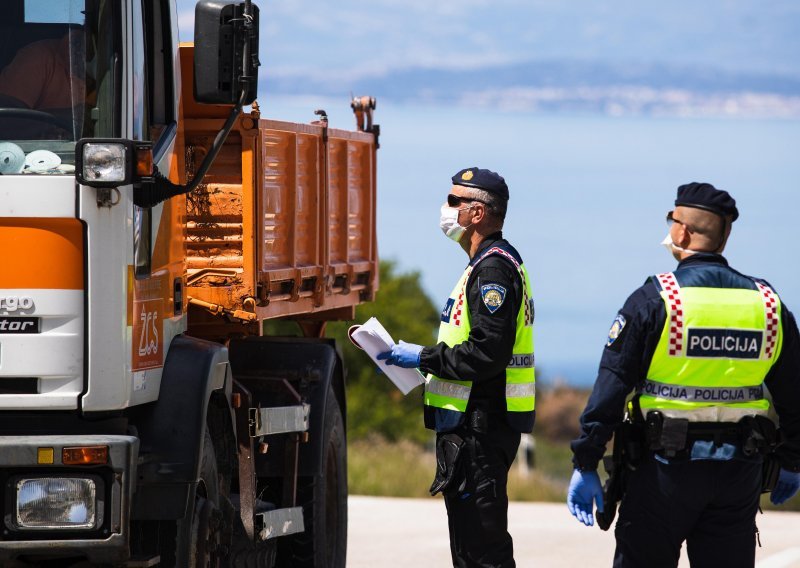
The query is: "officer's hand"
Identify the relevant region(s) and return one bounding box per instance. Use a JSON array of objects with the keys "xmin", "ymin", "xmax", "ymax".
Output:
[
  {"xmin": 376, "ymin": 341, "xmax": 423, "ymax": 368},
  {"xmin": 771, "ymin": 468, "xmax": 800, "ymax": 505},
  {"xmin": 567, "ymin": 469, "xmax": 604, "ymax": 527}
]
